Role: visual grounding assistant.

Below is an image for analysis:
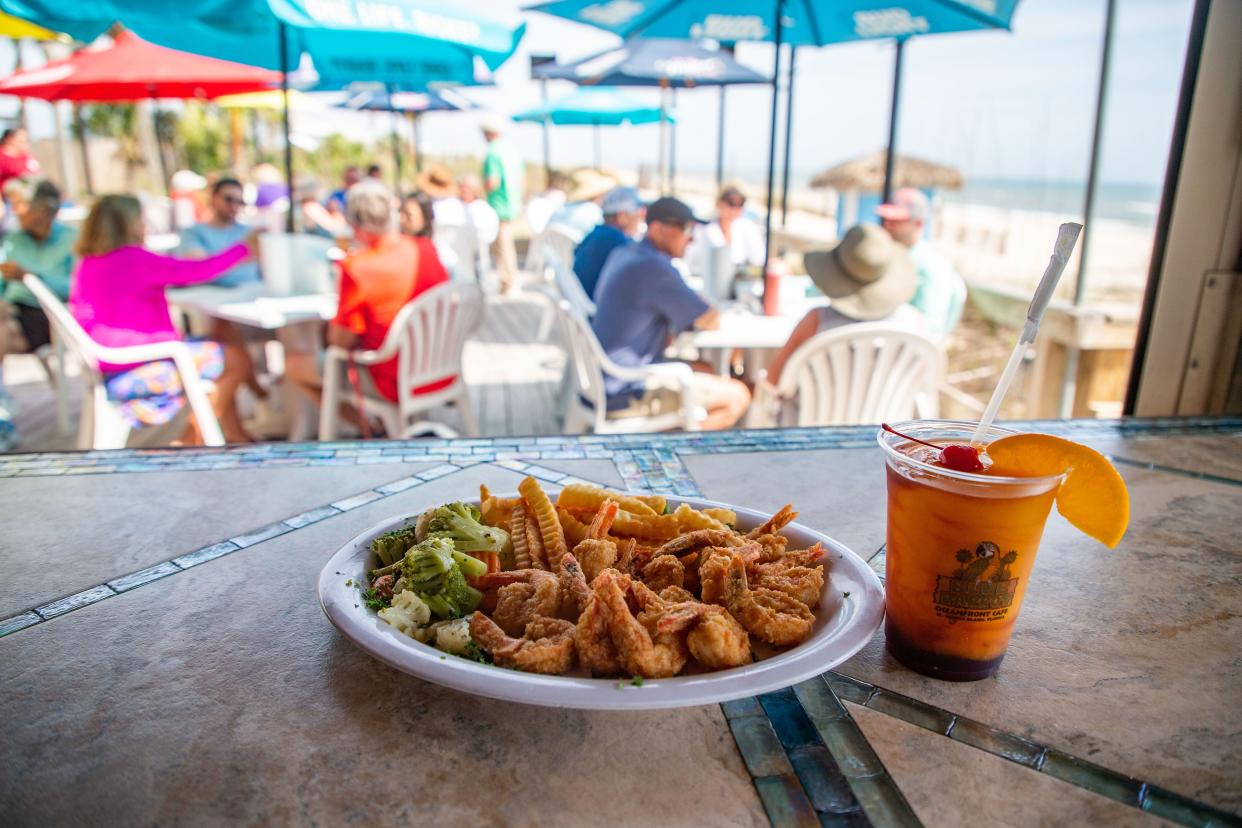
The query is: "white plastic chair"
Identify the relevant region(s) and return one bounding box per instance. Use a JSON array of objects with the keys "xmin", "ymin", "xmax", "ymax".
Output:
[
  {"xmin": 432, "ymin": 223, "xmax": 480, "ymax": 285},
  {"xmin": 750, "ymin": 323, "xmax": 943, "ymax": 427},
  {"xmin": 23, "ymin": 274, "xmax": 225, "ymax": 448},
  {"xmin": 557, "ymin": 301, "xmax": 700, "ymax": 434},
  {"xmin": 319, "ymin": 282, "xmax": 483, "ymax": 440},
  {"xmin": 543, "ymin": 222, "xmax": 583, "ymax": 273}
]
